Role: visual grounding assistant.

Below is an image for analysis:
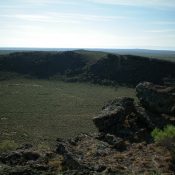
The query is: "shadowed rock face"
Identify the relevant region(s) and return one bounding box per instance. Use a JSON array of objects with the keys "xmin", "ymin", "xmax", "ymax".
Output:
[
  {"xmin": 93, "ymin": 97, "xmax": 135, "ymax": 132},
  {"xmin": 88, "ymin": 54, "xmax": 175, "ymax": 85},
  {"xmin": 136, "ymin": 82, "xmax": 175, "ymax": 114},
  {"xmin": 93, "ymin": 97, "xmax": 152, "ymax": 142}
]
